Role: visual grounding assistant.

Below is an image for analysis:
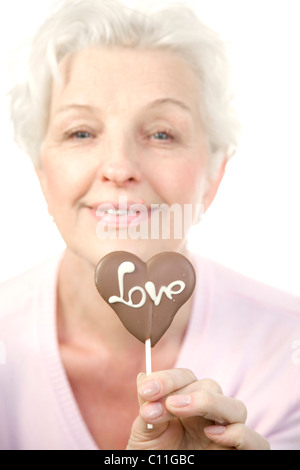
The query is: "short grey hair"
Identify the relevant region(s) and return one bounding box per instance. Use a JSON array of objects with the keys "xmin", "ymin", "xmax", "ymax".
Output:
[{"xmin": 9, "ymin": 0, "xmax": 240, "ymax": 168}]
